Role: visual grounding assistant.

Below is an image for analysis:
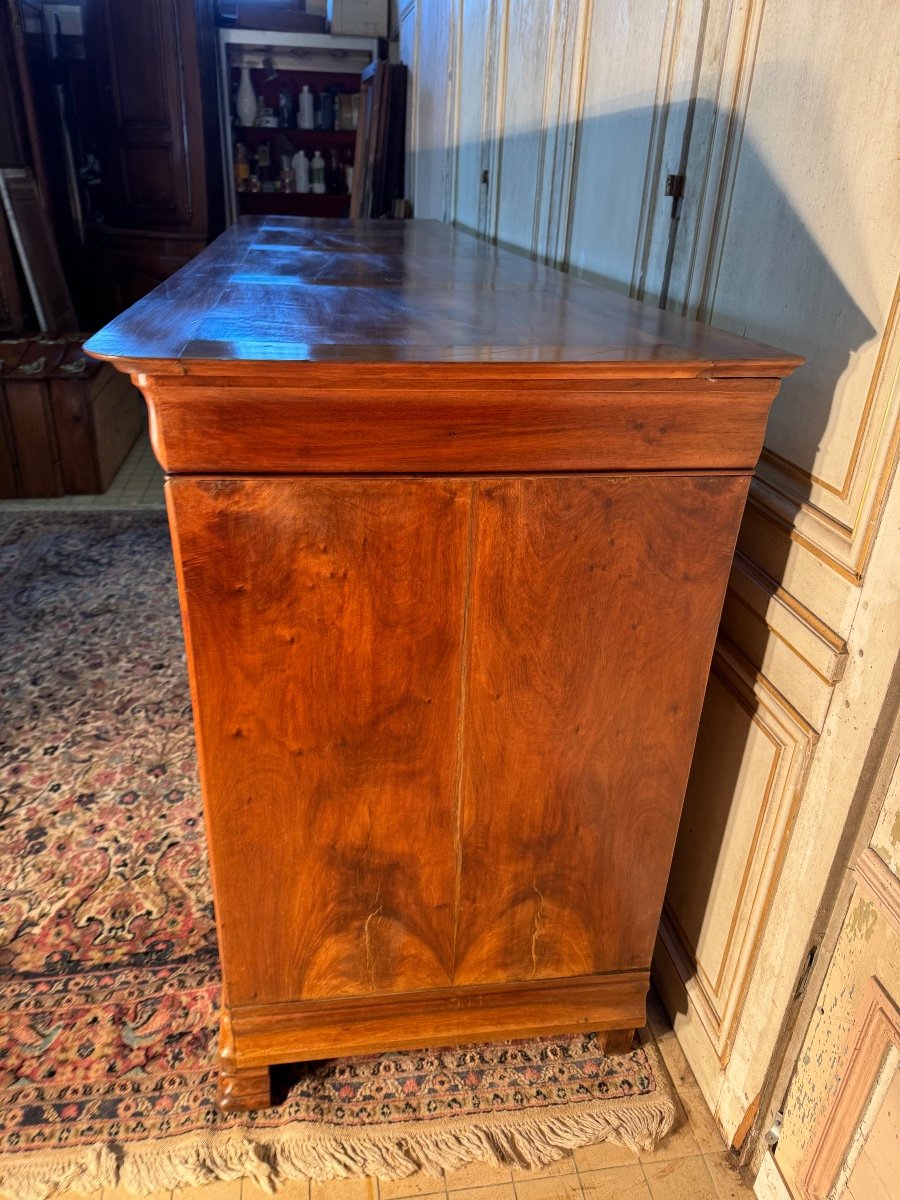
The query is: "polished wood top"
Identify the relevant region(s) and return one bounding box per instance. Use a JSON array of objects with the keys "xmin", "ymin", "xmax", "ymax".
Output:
[{"xmin": 85, "ymin": 217, "xmax": 802, "ymax": 378}]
